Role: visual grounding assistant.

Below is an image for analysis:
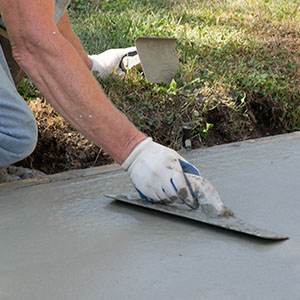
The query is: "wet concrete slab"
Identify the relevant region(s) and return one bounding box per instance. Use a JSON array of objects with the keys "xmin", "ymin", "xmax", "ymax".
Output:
[{"xmin": 1, "ymin": 132, "xmax": 300, "ymax": 300}]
